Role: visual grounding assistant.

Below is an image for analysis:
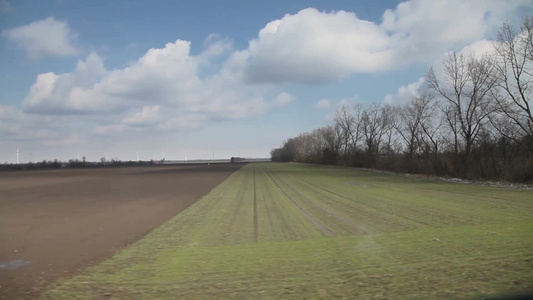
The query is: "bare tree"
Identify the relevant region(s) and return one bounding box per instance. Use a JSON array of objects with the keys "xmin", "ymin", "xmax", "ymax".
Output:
[
  {"xmin": 396, "ymin": 97, "xmax": 424, "ymax": 158},
  {"xmin": 440, "ymin": 103, "xmax": 463, "ymax": 154},
  {"xmin": 320, "ymin": 124, "xmax": 343, "ymax": 154},
  {"xmin": 394, "ymin": 93, "xmax": 442, "ymax": 160},
  {"xmin": 334, "ymin": 105, "xmax": 355, "ymax": 156},
  {"xmin": 417, "ymin": 94, "xmax": 443, "ymax": 159},
  {"xmin": 492, "ymin": 17, "xmax": 533, "ymax": 151},
  {"xmin": 334, "ymin": 104, "xmax": 365, "ymax": 155},
  {"xmin": 427, "ymin": 52, "xmax": 499, "ymax": 157},
  {"xmin": 380, "ymin": 104, "xmax": 399, "ymax": 157},
  {"xmin": 361, "ymin": 104, "xmax": 386, "ymax": 156}
]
